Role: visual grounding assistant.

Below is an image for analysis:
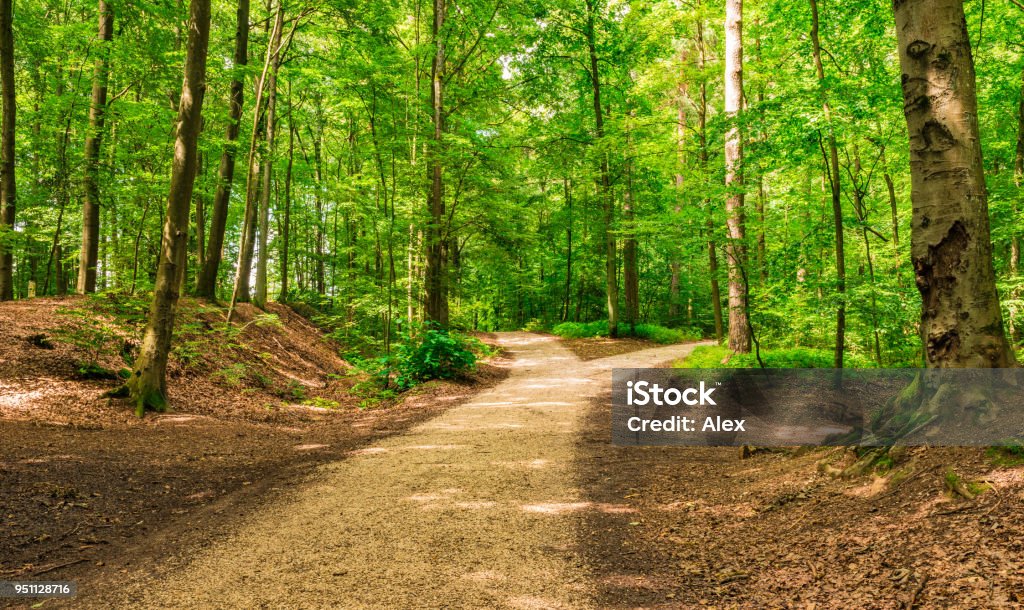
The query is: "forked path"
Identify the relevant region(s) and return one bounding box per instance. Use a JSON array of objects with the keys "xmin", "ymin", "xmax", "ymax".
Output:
[{"xmin": 105, "ymin": 333, "xmax": 706, "ymax": 609}]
